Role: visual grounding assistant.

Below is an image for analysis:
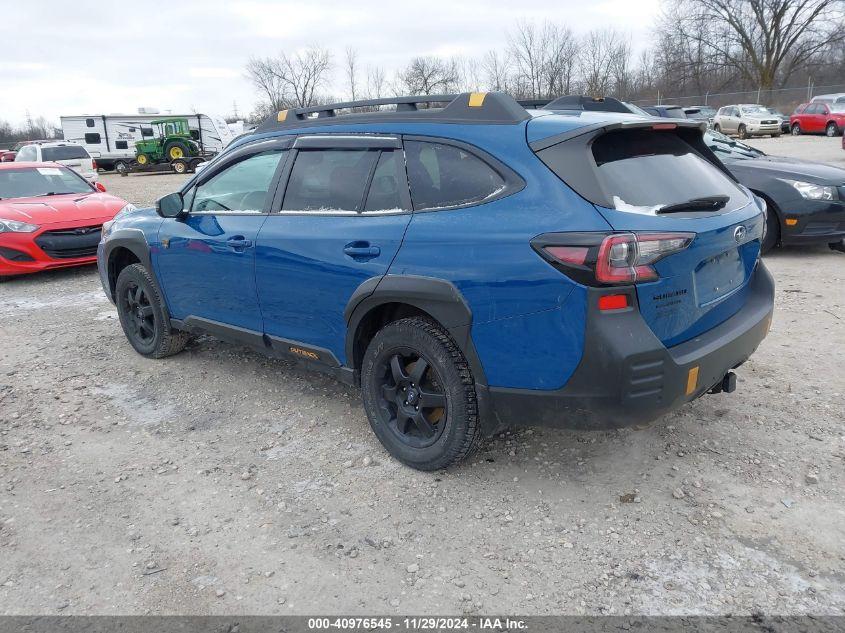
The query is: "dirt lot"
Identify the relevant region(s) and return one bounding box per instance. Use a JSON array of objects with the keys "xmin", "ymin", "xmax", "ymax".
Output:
[{"xmin": 1, "ymin": 150, "xmax": 844, "ymax": 616}]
